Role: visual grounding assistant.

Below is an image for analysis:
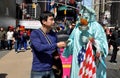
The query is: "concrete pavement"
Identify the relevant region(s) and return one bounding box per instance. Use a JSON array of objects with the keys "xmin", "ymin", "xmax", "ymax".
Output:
[
  {"xmin": 106, "ymin": 50, "xmax": 120, "ymax": 78},
  {"xmin": 0, "ymin": 49, "xmax": 120, "ymax": 78},
  {"xmin": 0, "ymin": 49, "xmax": 32, "ymax": 78}
]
